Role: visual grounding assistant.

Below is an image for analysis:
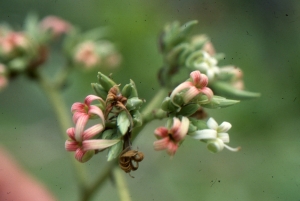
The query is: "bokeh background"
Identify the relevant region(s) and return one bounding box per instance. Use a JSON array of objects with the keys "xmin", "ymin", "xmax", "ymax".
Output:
[{"xmin": 1, "ymin": 0, "xmax": 300, "ymax": 200}]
